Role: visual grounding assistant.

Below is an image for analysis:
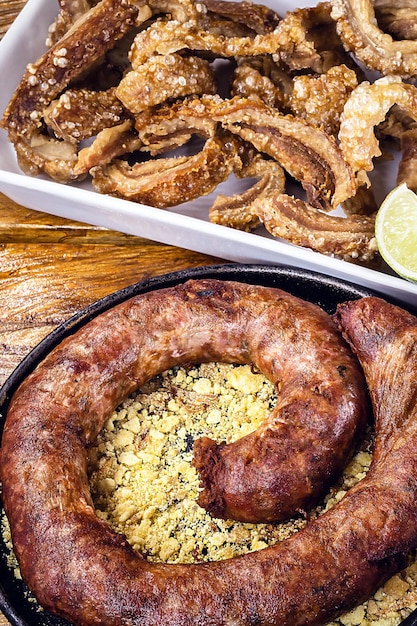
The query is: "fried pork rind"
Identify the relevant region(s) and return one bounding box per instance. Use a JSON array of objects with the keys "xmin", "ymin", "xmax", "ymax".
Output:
[
  {"xmin": 116, "ymin": 54, "xmax": 217, "ymax": 115},
  {"xmin": 209, "ymin": 149, "xmax": 376, "ymax": 262},
  {"xmin": 397, "ymin": 128, "xmax": 417, "ymax": 192},
  {"xmin": 0, "ymin": 0, "xmax": 141, "ymax": 182},
  {"xmin": 273, "ymin": 2, "xmax": 342, "ymax": 72},
  {"xmin": 132, "ymin": 94, "xmax": 377, "ymax": 261},
  {"xmin": 46, "ymin": 0, "xmax": 93, "ymax": 47},
  {"xmin": 203, "ymin": 0, "xmax": 281, "ymax": 34},
  {"xmin": 374, "ymin": 0, "xmax": 417, "ymax": 42},
  {"xmin": 207, "ymin": 96, "xmax": 357, "ymax": 210},
  {"xmin": 231, "ymin": 56, "xmax": 293, "ymax": 111},
  {"xmin": 134, "ymin": 97, "xmax": 217, "ymax": 155},
  {"xmin": 331, "ymin": 0, "xmax": 417, "ymax": 78},
  {"xmin": 1, "ymin": 0, "xmax": 414, "ymax": 265},
  {"xmin": 137, "ymin": 95, "xmax": 357, "ymax": 211},
  {"xmin": 341, "ymin": 184, "xmax": 377, "ymax": 216},
  {"xmin": 209, "ymin": 156, "xmax": 286, "ymax": 231},
  {"xmin": 74, "ymin": 120, "xmax": 143, "ymax": 175},
  {"xmin": 256, "ymin": 194, "xmax": 377, "ymax": 262},
  {"xmin": 43, "ymin": 87, "xmax": 129, "ymax": 143},
  {"xmin": 91, "ymin": 135, "xmax": 242, "ymax": 207},
  {"xmin": 129, "ymin": 20, "xmax": 269, "ymax": 64},
  {"xmin": 290, "ymin": 64, "xmax": 358, "ymax": 136},
  {"xmin": 338, "ymin": 76, "xmax": 417, "ymax": 186},
  {"xmin": 0, "ymin": 0, "xmax": 218, "ymax": 183},
  {"xmin": 128, "ymin": 2, "xmax": 331, "ymax": 69}
]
